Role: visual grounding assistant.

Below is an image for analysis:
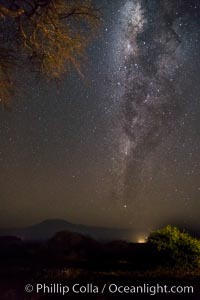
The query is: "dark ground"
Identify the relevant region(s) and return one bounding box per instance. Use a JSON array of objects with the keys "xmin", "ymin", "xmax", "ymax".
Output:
[{"xmin": 0, "ymin": 232, "xmax": 200, "ymax": 299}]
